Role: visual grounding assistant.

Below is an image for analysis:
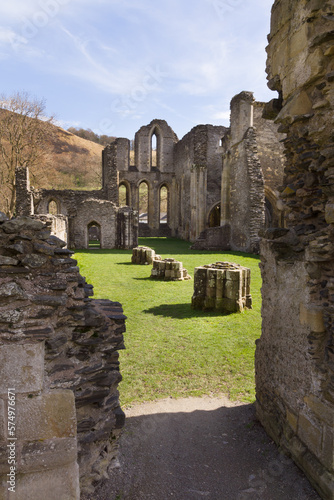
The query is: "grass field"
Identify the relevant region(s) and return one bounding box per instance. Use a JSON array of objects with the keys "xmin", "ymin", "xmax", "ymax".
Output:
[{"xmin": 75, "ymin": 238, "xmax": 262, "ymax": 406}]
